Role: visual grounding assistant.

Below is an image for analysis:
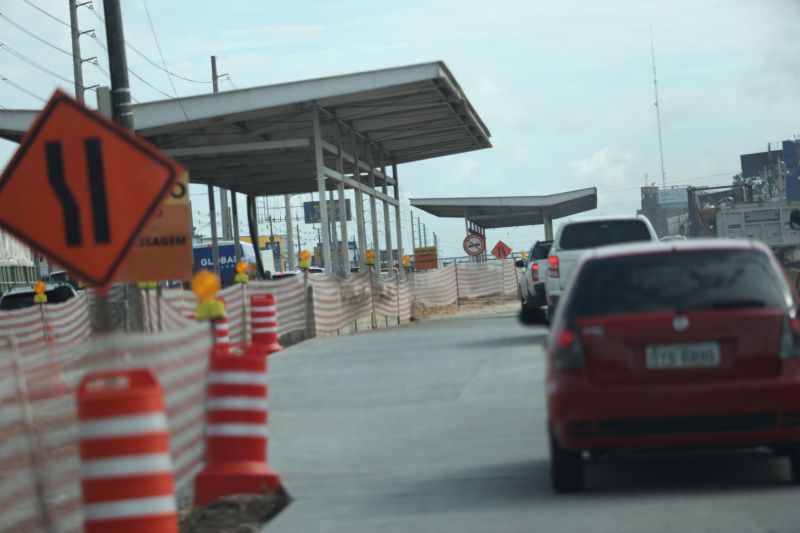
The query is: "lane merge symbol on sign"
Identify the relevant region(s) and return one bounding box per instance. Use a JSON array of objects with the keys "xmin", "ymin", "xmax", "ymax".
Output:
[
  {"xmin": 491, "ymin": 240, "xmax": 512, "ymax": 260},
  {"xmin": 463, "ymin": 232, "xmax": 486, "ymax": 257},
  {"xmin": 0, "ymin": 90, "xmax": 186, "ymax": 287}
]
